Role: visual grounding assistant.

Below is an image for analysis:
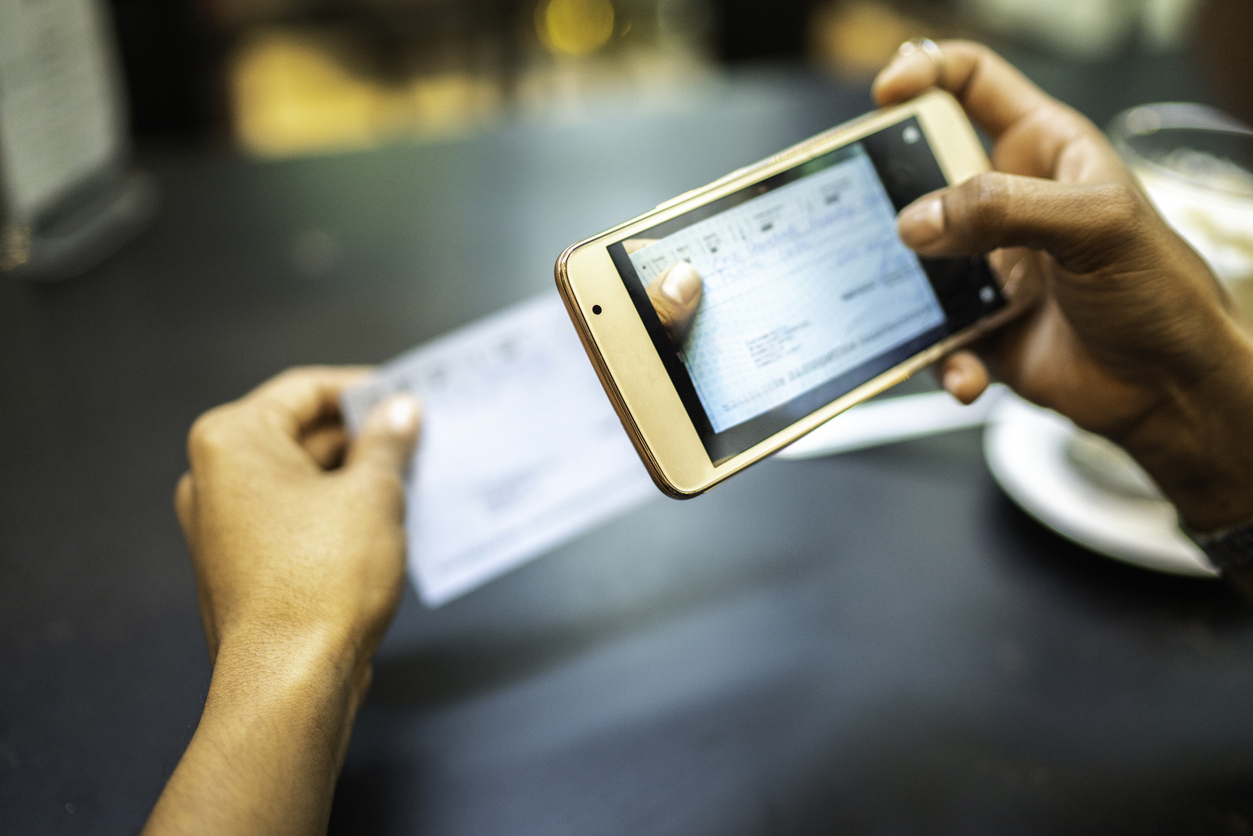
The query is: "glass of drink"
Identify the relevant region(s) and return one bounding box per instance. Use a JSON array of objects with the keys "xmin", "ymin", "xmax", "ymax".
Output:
[{"xmin": 1110, "ymin": 102, "xmax": 1253, "ymax": 321}]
